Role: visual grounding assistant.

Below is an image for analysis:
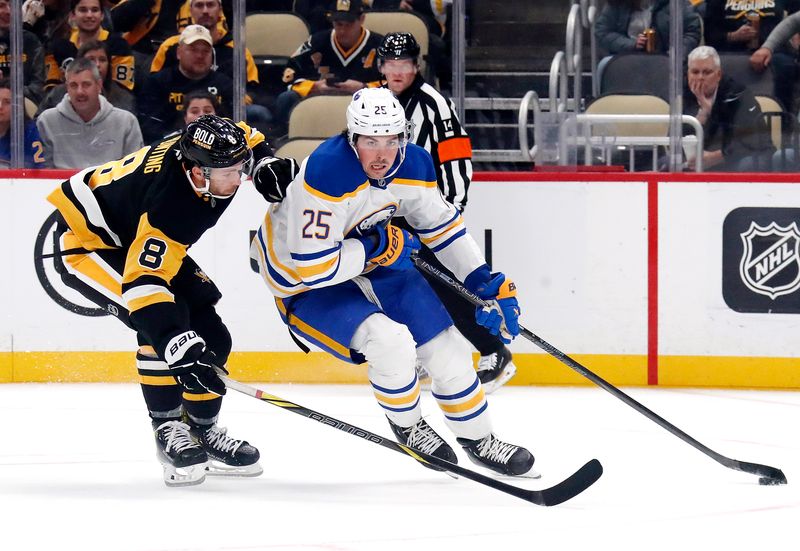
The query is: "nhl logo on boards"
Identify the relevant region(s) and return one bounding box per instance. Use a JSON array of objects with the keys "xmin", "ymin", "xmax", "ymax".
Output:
[
  {"xmin": 739, "ymin": 222, "xmax": 800, "ymax": 300},
  {"xmin": 722, "ymin": 207, "xmax": 800, "ymax": 313}
]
